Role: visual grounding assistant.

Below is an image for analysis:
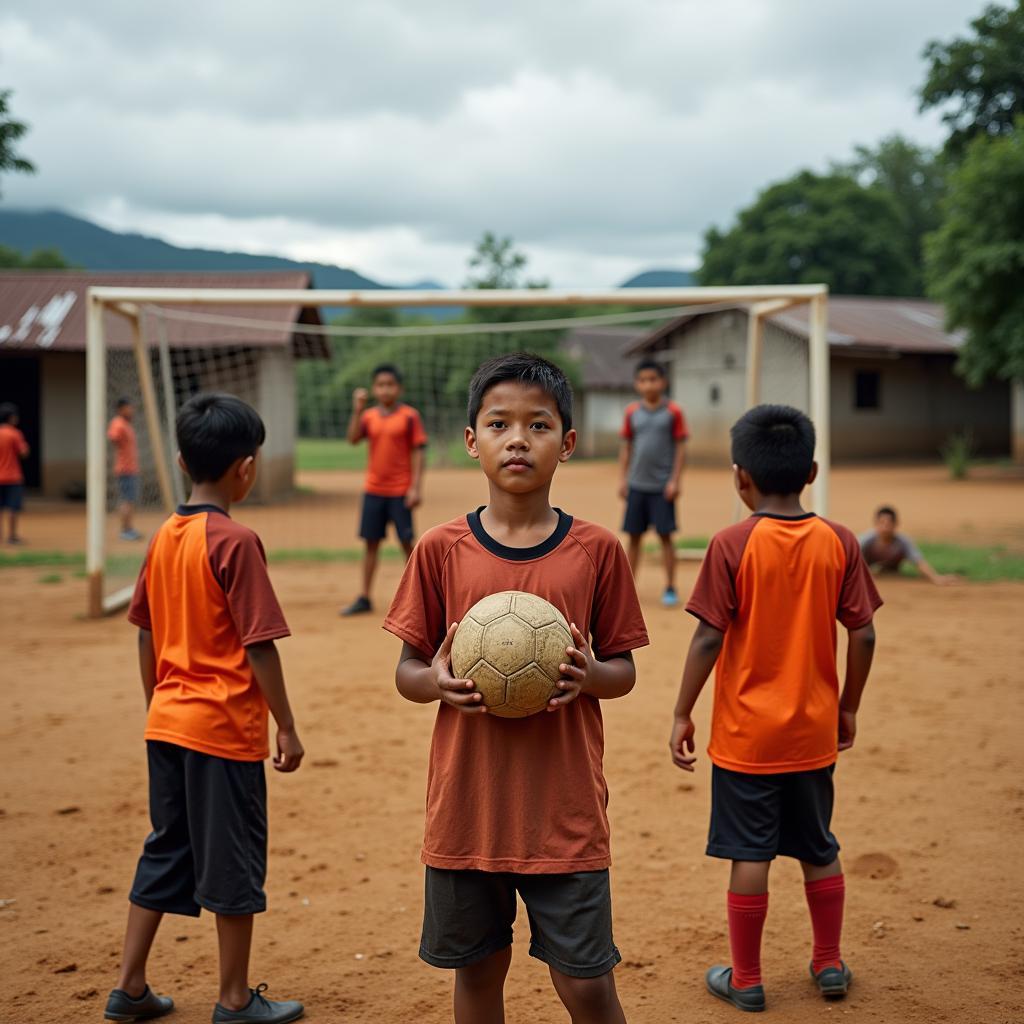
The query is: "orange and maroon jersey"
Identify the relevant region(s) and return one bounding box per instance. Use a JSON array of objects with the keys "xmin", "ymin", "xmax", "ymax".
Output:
[
  {"xmin": 384, "ymin": 511, "xmax": 649, "ymax": 873},
  {"xmin": 359, "ymin": 404, "xmax": 427, "ymax": 497},
  {"xmin": 687, "ymin": 513, "xmax": 881, "ymax": 775},
  {"xmin": 107, "ymin": 415, "xmax": 139, "ymax": 475},
  {"xmin": 0, "ymin": 424, "xmax": 29, "ymax": 484},
  {"xmin": 128, "ymin": 504, "xmax": 290, "ymax": 761}
]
